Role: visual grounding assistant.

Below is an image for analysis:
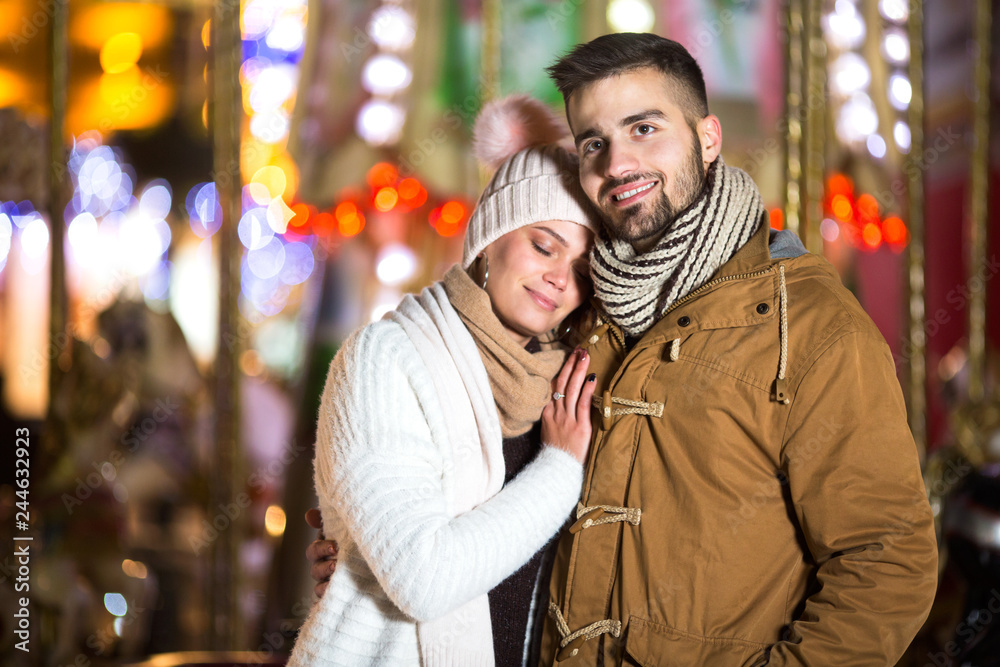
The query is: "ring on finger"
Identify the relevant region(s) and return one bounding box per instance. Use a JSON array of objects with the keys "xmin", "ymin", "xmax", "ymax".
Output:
[{"xmin": 552, "ymin": 391, "xmax": 565, "ymax": 400}]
